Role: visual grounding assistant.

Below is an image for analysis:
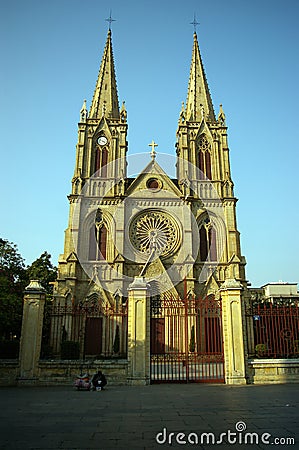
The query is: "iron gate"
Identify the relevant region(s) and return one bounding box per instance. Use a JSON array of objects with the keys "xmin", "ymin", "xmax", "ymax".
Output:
[{"xmin": 150, "ymin": 294, "xmax": 224, "ymax": 383}]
